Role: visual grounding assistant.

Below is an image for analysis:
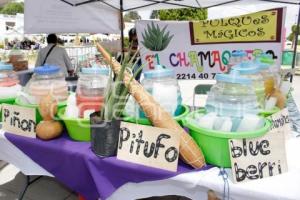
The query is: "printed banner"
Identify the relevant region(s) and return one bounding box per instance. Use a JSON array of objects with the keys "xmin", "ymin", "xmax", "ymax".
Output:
[
  {"xmin": 136, "ymin": 8, "xmax": 285, "ymax": 80},
  {"xmin": 191, "ymin": 9, "xmax": 282, "ymax": 44}
]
